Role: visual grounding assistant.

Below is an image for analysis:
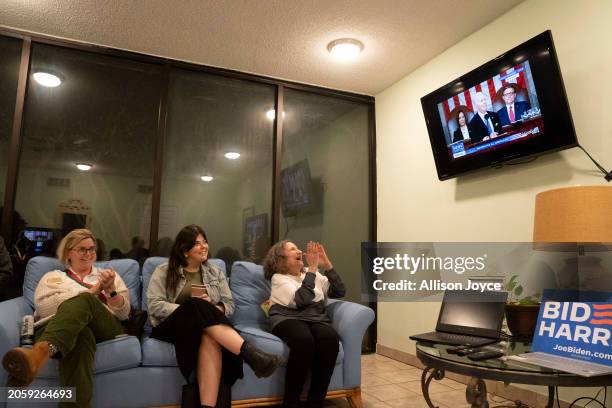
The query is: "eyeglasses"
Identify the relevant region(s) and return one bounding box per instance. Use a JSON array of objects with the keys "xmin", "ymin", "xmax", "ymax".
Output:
[
  {"xmin": 194, "ymin": 240, "xmax": 208, "ymax": 248},
  {"xmin": 503, "ymin": 91, "xmax": 516, "ymax": 96},
  {"xmin": 72, "ymin": 246, "xmax": 97, "ymax": 255}
]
